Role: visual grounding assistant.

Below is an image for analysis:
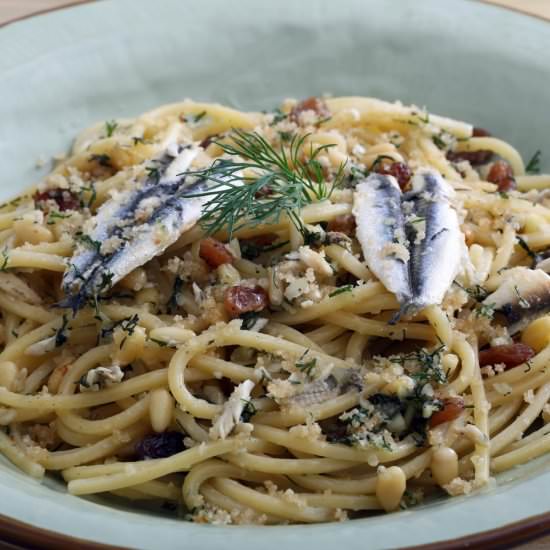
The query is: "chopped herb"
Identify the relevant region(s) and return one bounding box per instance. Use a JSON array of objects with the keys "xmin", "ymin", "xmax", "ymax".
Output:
[
  {"xmin": 329, "ymin": 285, "xmax": 353, "ymax": 298},
  {"xmin": 77, "ymin": 234, "xmax": 101, "ymax": 253},
  {"xmin": 148, "ymin": 337, "xmax": 177, "ymax": 349},
  {"xmin": 525, "ymin": 150, "xmax": 541, "ymax": 174},
  {"xmin": 87, "ymin": 183, "xmax": 97, "ymax": 208},
  {"xmin": 393, "ymin": 345, "xmax": 447, "ymax": 386},
  {"xmin": 105, "ymin": 120, "xmax": 118, "ymax": 137},
  {"xmin": 400, "ymin": 490, "xmax": 422, "ymax": 510},
  {"xmin": 132, "ymin": 136, "xmax": 146, "ymax": 145},
  {"xmin": 453, "ymin": 280, "xmax": 489, "ymax": 302},
  {"xmin": 268, "ymin": 108, "xmax": 288, "ymax": 126},
  {"xmin": 514, "ymin": 285, "xmax": 530, "ymax": 308},
  {"xmin": 145, "ymin": 166, "xmax": 161, "ymax": 184},
  {"xmin": 432, "ymin": 134, "xmax": 447, "ymax": 150},
  {"xmin": 475, "ymin": 302, "xmax": 496, "ymax": 319},
  {"xmin": 89, "ymin": 154, "xmax": 112, "ymax": 167},
  {"xmin": 240, "ymin": 311, "xmax": 261, "ymax": 331},
  {"xmin": 296, "ymin": 356, "xmax": 317, "ymax": 379},
  {"xmin": 54, "ymin": 314, "xmax": 70, "ymax": 347},
  {"xmin": 240, "ymin": 399, "xmax": 257, "ymax": 422},
  {"xmin": 498, "ymin": 191, "xmax": 509, "ymax": 199},
  {"xmin": 0, "ymin": 197, "xmax": 23, "ymax": 210},
  {"xmin": 413, "ymin": 111, "xmax": 430, "ymax": 124},
  {"xmin": 47, "ymin": 211, "xmax": 71, "ymax": 225},
  {"xmin": 317, "ymin": 116, "xmax": 332, "ymax": 125},
  {"xmin": 120, "ymin": 314, "xmax": 140, "ymax": 335},
  {"xmin": 409, "ymin": 217, "xmax": 426, "ymax": 224},
  {"xmin": 0, "ymin": 249, "xmax": 9, "ymax": 271},
  {"xmin": 11, "ymin": 329, "xmax": 18, "ymax": 338},
  {"xmin": 183, "ymin": 129, "xmax": 345, "ymax": 239},
  {"xmin": 183, "ymin": 111, "xmax": 207, "ymax": 124},
  {"xmin": 149, "ymin": 337, "xmax": 169, "ymax": 347},
  {"xmin": 342, "ymin": 164, "xmax": 368, "ymax": 189}
]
